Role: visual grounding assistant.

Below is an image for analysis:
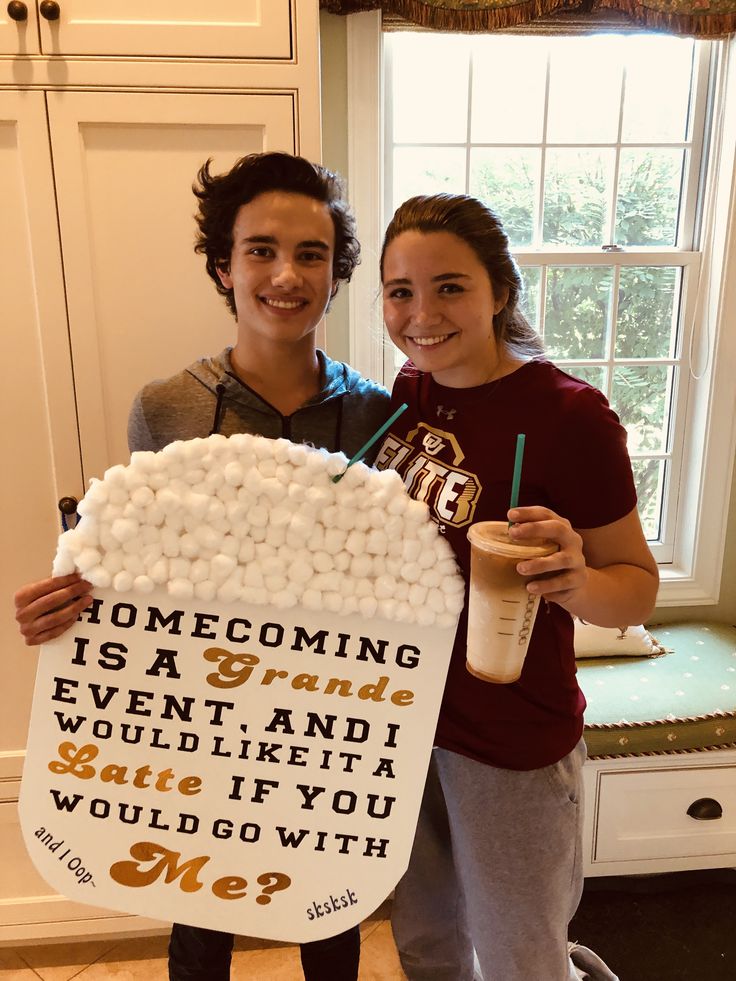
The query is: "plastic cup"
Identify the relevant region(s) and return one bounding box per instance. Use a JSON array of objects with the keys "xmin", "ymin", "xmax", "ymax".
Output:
[{"xmin": 466, "ymin": 521, "xmax": 558, "ymax": 684}]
